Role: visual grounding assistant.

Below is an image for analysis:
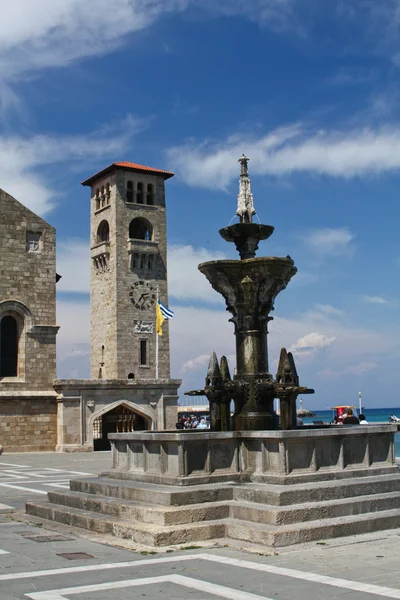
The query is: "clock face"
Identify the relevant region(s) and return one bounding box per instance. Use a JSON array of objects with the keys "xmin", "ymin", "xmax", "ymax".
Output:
[{"xmin": 129, "ymin": 281, "xmax": 156, "ymax": 310}]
